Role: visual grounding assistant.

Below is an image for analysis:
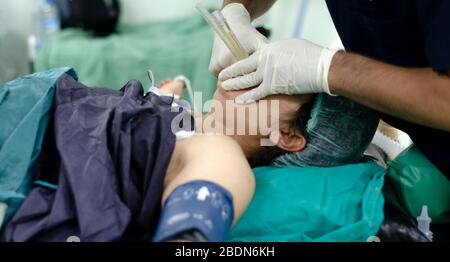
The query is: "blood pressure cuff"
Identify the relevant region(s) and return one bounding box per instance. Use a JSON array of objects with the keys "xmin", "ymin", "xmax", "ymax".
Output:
[
  {"xmin": 273, "ymin": 94, "xmax": 379, "ymax": 167},
  {"xmin": 153, "ymin": 181, "xmax": 234, "ymax": 242}
]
